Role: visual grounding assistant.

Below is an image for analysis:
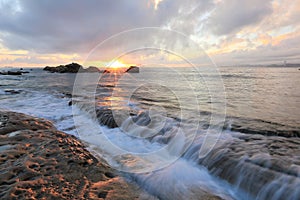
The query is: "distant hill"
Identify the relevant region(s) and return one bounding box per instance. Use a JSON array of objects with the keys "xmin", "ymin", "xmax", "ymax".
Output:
[{"xmin": 220, "ymin": 63, "xmax": 300, "ymax": 68}]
